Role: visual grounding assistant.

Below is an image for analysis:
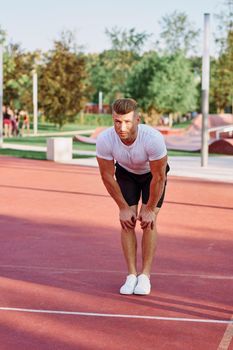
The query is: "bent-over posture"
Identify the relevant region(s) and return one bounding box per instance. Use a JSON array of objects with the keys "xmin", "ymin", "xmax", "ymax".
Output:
[{"xmin": 96, "ymin": 98, "xmax": 169, "ymax": 295}]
